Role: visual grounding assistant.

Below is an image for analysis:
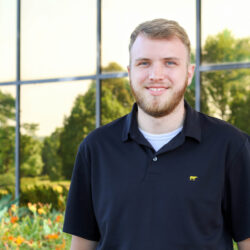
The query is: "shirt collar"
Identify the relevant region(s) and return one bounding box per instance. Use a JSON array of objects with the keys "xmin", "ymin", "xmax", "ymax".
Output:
[
  {"xmin": 122, "ymin": 101, "xmax": 201, "ymax": 143},
  {"xmin": 122, "ymin": 103, "xmax": 139, "ymax": 142},
  {"xmin": 183, "ymin": 100, "xmax": 201, "ymax": 142}
]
